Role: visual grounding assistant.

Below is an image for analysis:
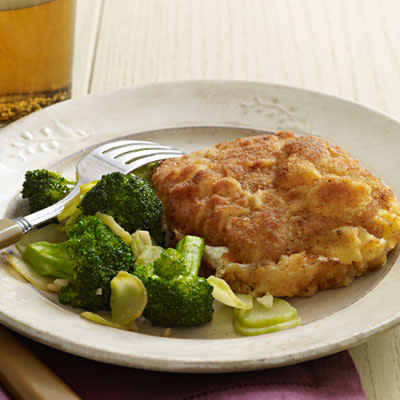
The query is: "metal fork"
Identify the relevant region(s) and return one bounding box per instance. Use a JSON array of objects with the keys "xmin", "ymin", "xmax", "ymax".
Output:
[{"xmin": 0, "ymin": 139, "xmax": 184, "ymax": 249}]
